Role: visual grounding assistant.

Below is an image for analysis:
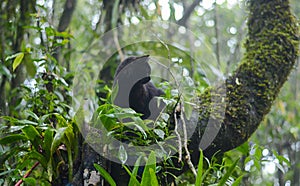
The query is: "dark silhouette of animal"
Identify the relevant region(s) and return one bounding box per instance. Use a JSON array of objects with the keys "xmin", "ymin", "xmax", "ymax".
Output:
[{"xmin": 113, "ymin": 55, "xmax": 165, "ymax": 119}]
